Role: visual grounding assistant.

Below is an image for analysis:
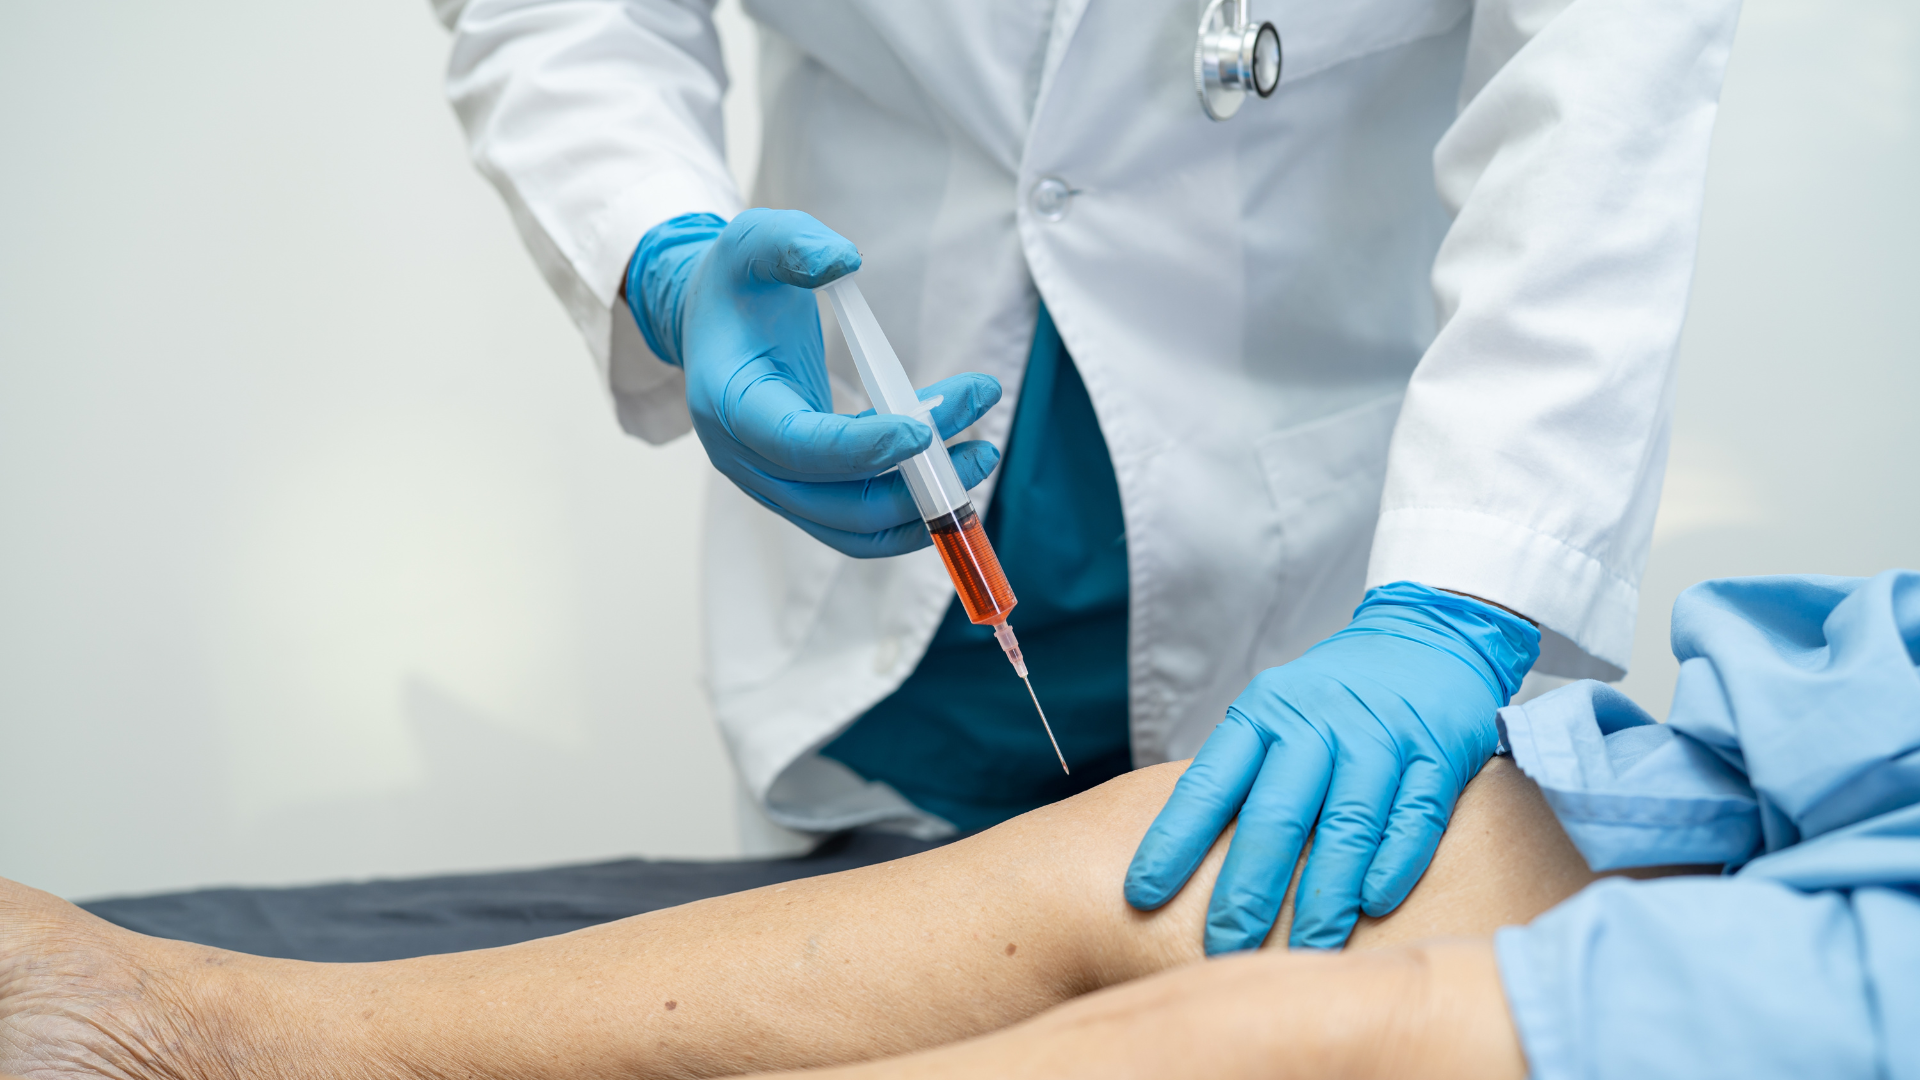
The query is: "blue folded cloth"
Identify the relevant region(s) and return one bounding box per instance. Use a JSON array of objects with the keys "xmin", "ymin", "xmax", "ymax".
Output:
[{"xmin": 1493, "ymin": 571, "xmax": 1920, "ymax": 1080}]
